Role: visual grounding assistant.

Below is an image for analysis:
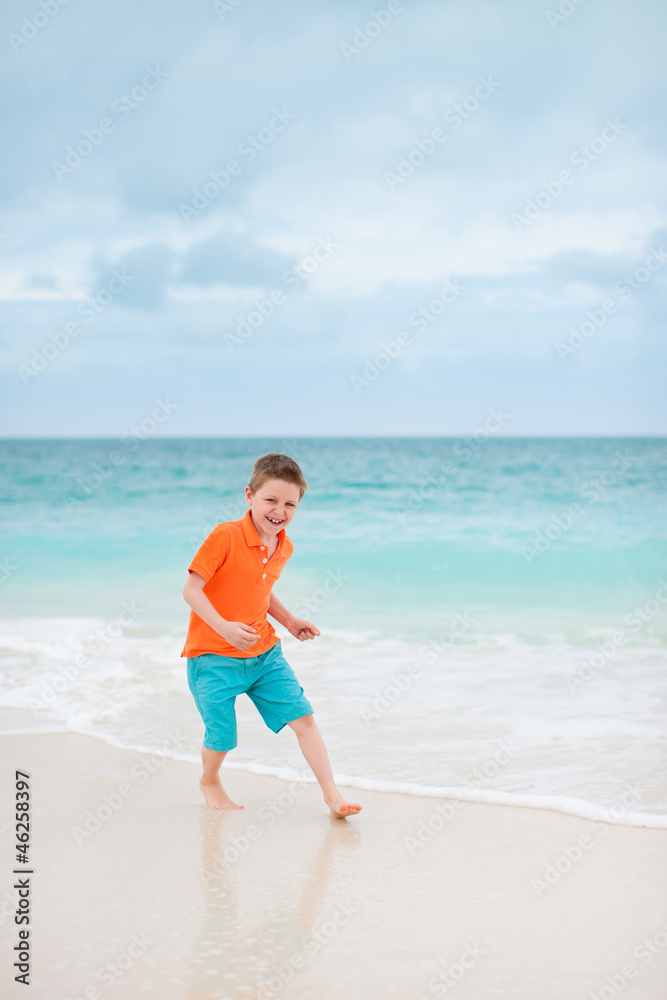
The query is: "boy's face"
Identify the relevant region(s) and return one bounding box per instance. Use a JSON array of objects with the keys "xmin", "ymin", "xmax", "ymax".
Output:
[{"xmin": 245, "ymin": 478, "xmax": 301, "ymax": 536}]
